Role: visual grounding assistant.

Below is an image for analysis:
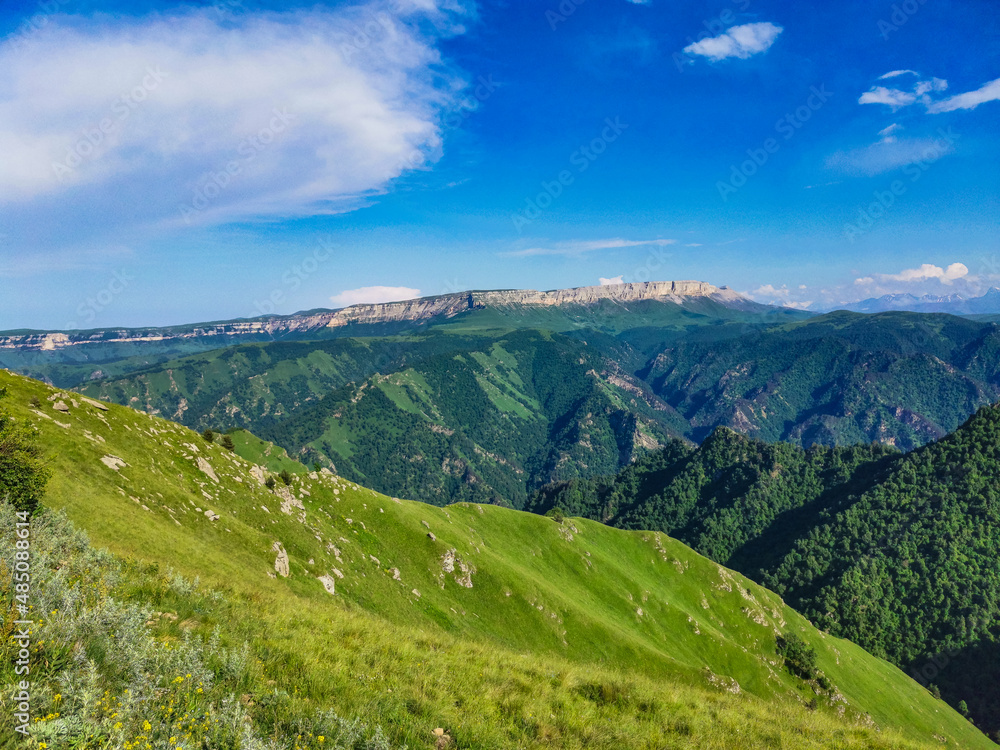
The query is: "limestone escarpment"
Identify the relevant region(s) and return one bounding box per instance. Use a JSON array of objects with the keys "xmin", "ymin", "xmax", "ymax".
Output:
[{"xmin": 0, "ymin": 281, "xmax": 747, "ymax": 352}]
